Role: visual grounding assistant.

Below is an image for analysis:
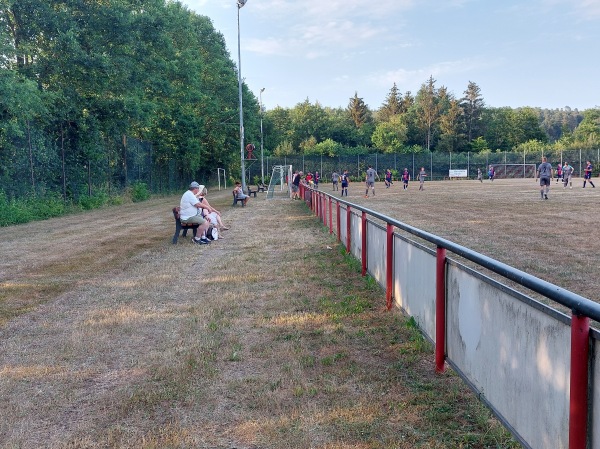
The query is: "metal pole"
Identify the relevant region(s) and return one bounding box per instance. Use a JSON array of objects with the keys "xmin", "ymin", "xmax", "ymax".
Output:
[
  {"xmin": 569, "ymin": 313, "xmax": 590, "ymax": 449},
  {"xmin": 260, "ymin": 87, "xmax": 265, "ymax": 185},
  {"xmin": 435, "ymin": 246, "xmax": 447, "ymax": 373},
  {"xmin": 237, "ymin": 1, "xmax": 247, "ymax": 192}
]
